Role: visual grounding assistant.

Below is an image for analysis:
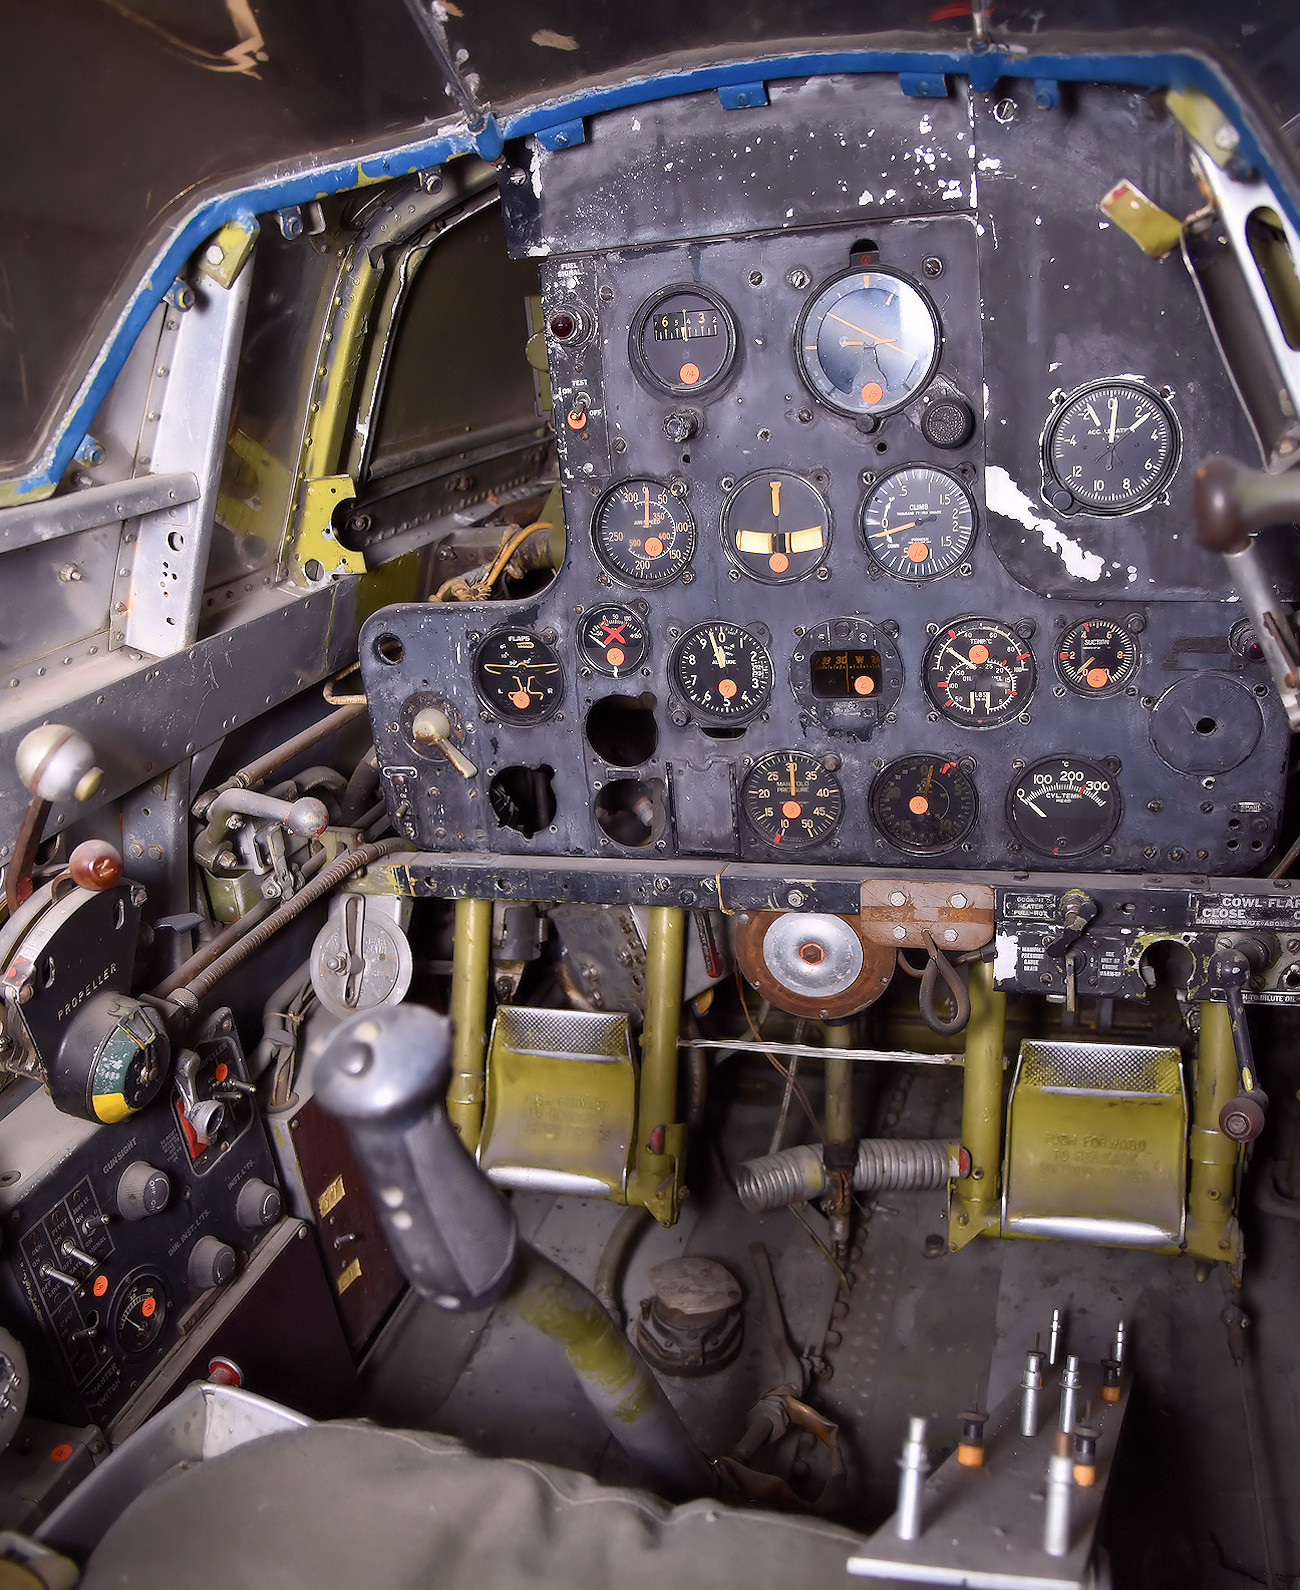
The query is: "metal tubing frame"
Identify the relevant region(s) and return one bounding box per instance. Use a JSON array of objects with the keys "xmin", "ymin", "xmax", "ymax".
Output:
[
  {"xmin": 628, "ymin": 905, "xmax": 686, "ymax": 1224},
  {"xmin": 448, "ymin": 896, "xmax": 492, "ymax": 1149},
  {"xmin": 822, "ymin": 1022, "xmax": 856, "ymax": 1259},
  {"xmin": 1185, "ymin": 999, "xmax": 1243, "ymax": 1264},
  {"xmin": 950, "ymin": 958, "xmax": 1006, "ymax": 1250}
]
